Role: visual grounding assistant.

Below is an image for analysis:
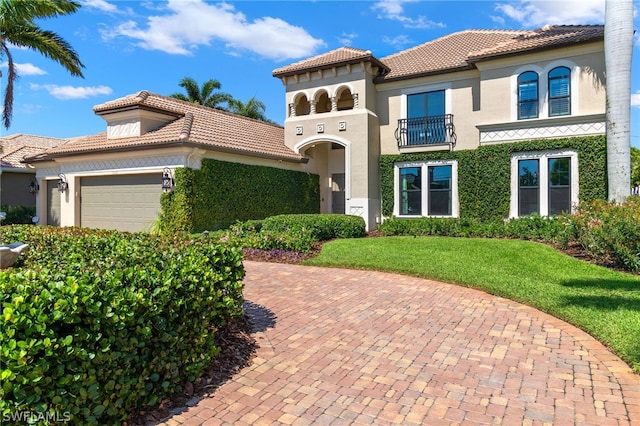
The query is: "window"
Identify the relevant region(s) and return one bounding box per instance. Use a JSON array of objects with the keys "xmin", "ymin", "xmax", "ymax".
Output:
[
  {"xmin": 406, "ymin": 90, "xmax": 447, "ymax": 144},
  {"xmin": 518, "ymin": 159, "xmax": 539, "ymax": 215},
  {"xmin": 396, "ymin": 161, "xmax": 458, "ymax": 217},
  {"xmin": 518, "ymin": 71, "xmax": 539, "ymax": 119},
  {"xmin": 548, "ymin": 66, "xmax": 571, "ymax": 117},
  {"xmin": 511, "ymin": 151, "xmax": 577, "ymax": 217},
  {"xmin": 548, "ymin": 157, "xmax": 571, "ymax": 214}
]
